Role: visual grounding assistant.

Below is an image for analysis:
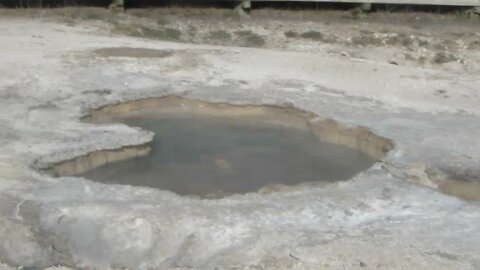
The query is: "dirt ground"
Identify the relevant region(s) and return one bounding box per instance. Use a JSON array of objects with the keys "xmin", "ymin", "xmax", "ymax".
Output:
[{"xmin": 2, "ymin": 7, "xmax": 480, "ymax": 69}]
